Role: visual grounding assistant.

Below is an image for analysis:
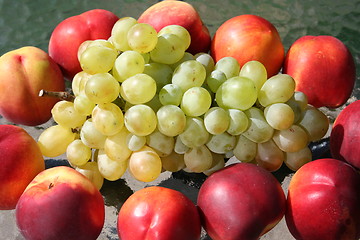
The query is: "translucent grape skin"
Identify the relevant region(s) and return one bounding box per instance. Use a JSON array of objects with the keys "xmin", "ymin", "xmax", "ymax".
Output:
[
  {"xmin": 233, "ymin": 134, "xmax": 257, "ymax": 162},
  {"xmin": 284, "ymin": 146, "xmax": 312, "ymax": 171},
  {"xmin": 239, "ymin": 60, "xmax": 267, "ymax": 93},
  {"xmin": 172, "ymin": 60, "xmax": 207, "ymax": 92},
  {"xmin": 97, "ymin": 149, "xmax": 128, "ymax": 181},
  {"xmin": 184, "ymin": 145, "xmax": 213, "ymax": 173},
  {"xmin": 127, "ymin": 133, "xmax": 146, "ymax": 151},
  {"xmin": 85, "ymin": 73, "xmax": 120, "ymax": 104},
  {"xmin": 51, "ymin": 100, "xmax": 87, "ymax": 129},
  {"xmin": 272, "ymin": 124, "xmax": 309, "ymax": 153},
  {"xmin": 226, "ymin": 109, "xmax": 249, "ymax": 135},
  {"xmin": 206, "ymin": 69, "xmax": 227, "ymax": 93},
  {"xmin": 127, "ymin": 23, "xmax": 158, "ymax": 53},
  {"xmin": 204, "ymin": 107, "xmax": 230, "ymax": 135},
  {"xmin": 112, "ymin": 50, "xmax": 145, "ymax": 83},
  {"xmin": 181, "ymin": 86, "xmax": 212, "ymax": 117},
  {"xmin": 179, "ymin": 117, "xmax": 209, "ymax": 148},
  {"xmin": 158, "ymin": 25, "xmax": 191, "ymax": 50},
  {"xmin": 111, "ymin": 17, "xmax": 138, "ymax": 52},
  {"xmin": 243, "ymin": 107, "xmax": 274, "ymax": 143},
  {"xmin": 264, "ymin": 103, "xmax": 295, "ymax": 130},
  {"xmin": 161, "ymin": 150, "xmax": 186, "ymax": 173},
  {"xmin": 150, "ymin": 33, "xmax": 186, "ymax": 64},
  {"xmin": 124, "ymin": 104, "xmax": 157, "ymax": 136},
  {"xmin": 143, "ymin": 62, "xmax": 173, "ymax": 92},
  {"xmin": 297, "ymin": 105, "xmax": 329, "ymax": 141},
  {"xmin": 156, "ymin": 105, "xmax": 186, "ymax": 137},
  {"xmin": 159, "ymin": 84, "xmax": 183, "ymax": 106},
  {"xmin": 91, "ymin": 103, "xmax": 124, "ymax": 136},
  {"xmin": 76, "ymin": 161, "xmax": 104, "ymax": 190},
  {"xmin": 255, "ymin": 139, "xmax": 284, "ymax": 172},
  {"xmin": 105, "ymin": 127, "xmax": 133, "ymax": 162},
  {"xmin": 206, "ymin": 132, "xmax": 236, "ymax": 154},
  {"xmin": 146, "ymin": 130, "xmax": 175, "ymax": 157},
  {"xmin": 80, "ymin": 119, "xmax": 107, "ymax": 149},
  {"xmin": 120, "ymin": 73, "xmax": 157, "ymax": 104},
  {"xmin": 66, "ymin": 139, "xmax": 92, "ymax": 167},
  {"xmin": 214, "ymin": 56, "xmax": 240, "ymax": 79}
]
